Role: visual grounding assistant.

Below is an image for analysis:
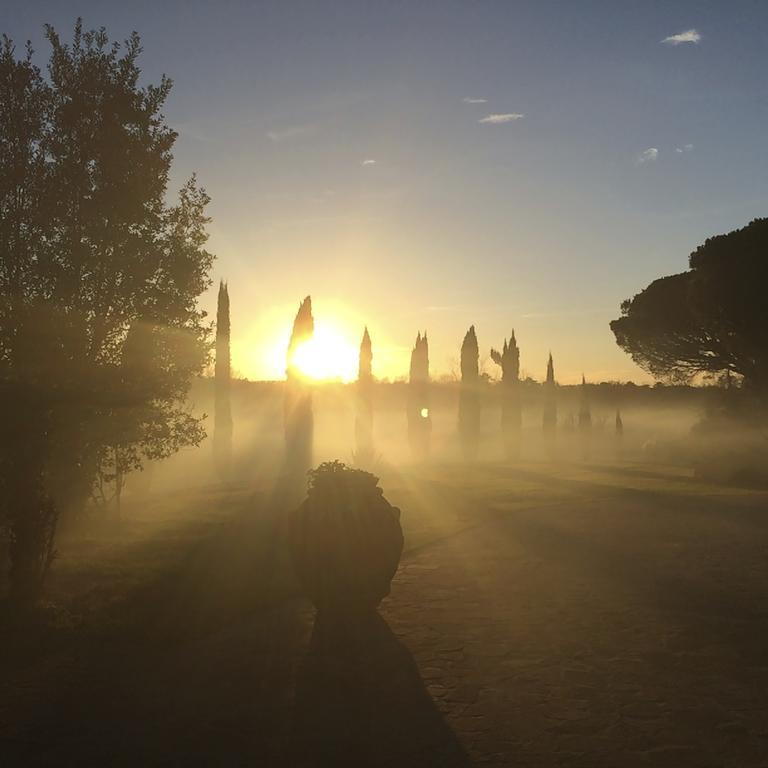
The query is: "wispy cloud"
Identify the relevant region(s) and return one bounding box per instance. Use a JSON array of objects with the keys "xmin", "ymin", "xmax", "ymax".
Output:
[
  {"xmin": 675, "ymin": 143, "xmax": 694, "ymax": 153},
  {"xmin": 175, "ymin": 120, "xmax": 217, "ymax": 143},
  {"xmin": 361, "ymin": 159, "xmax": 377, "ymax": 166},
  {"xmin": 636, "ymin": 147, "xmax": 659, "ymax": 164},
  {"xmin": 463, "ymin": 97, "xmax": 488, "ymax": 104},
  {"xmin": 661, "ymin": 29, "xmax": 701, "ymax": 45},
  {"xmin": 478, "ymin": 113, "xmax": 524, "ymax": 124},
  {"xmin": 266, "ymin": 123, "xmax": 316, "ymax": 143}
]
